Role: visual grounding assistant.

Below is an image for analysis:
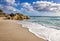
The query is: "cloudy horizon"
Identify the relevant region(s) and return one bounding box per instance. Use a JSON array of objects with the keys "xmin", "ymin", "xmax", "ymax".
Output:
[{"xmin": 0, "ymin": 0, "xmax": 60, "ymax": 16}]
